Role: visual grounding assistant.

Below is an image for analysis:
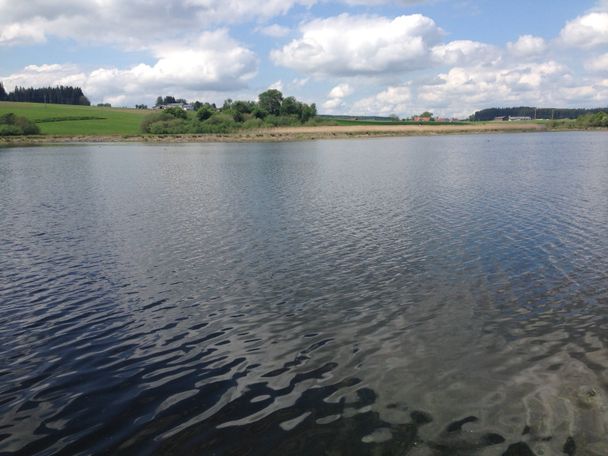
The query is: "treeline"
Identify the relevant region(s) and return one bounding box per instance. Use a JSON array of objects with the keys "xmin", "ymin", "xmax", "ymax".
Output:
[
  {"xmin": 142, "ymin": 89, "xmax": 318, "ymax": 134},
  {"xmin": 0, "ymin": 113, "xmax": 40, "ymax": 136},
  {"xmin": 576, "ymin": 111, "xmax": 608, "ymax": 127},
  {"xmin": 155, "ymin": 96, "xmax": 187, "ymax": 106},
  {"xmin": 472, "ymin": 107, "xmax": 608, "ymax": 121},
  {"xmin": 0, "ymin": 82, "xmax": 90, "ymax": 106}
]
